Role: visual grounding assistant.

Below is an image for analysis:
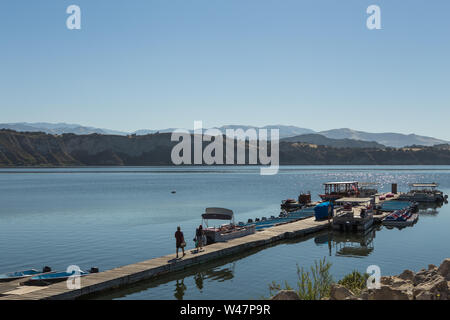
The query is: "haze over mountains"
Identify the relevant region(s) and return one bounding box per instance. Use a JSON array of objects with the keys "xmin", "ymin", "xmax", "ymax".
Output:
[
  {"xmin": 0, "ymin": 122, "xmax": 448, "ymax": 148},
  {"xmin": 317, "ymin": 129, "xmax": 448, "ymax": 148},
  {"xmin": 0, "ymin": 122, "xmax": 126, "ymax": 136}
]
